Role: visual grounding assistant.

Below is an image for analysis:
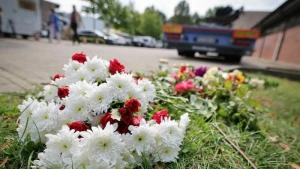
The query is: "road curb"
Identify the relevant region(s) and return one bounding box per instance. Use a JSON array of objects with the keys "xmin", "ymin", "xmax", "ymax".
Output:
[{"xmin": 226, "ymin": 66, "xmax": 300, "ymax": 81}]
